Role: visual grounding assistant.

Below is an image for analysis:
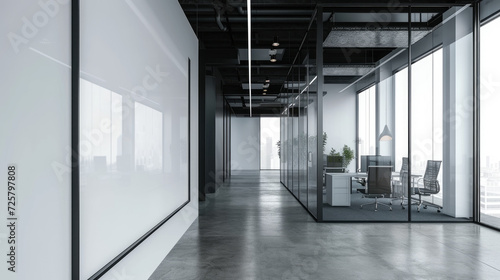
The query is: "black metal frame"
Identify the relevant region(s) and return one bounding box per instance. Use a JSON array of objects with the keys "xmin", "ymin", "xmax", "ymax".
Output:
[
  {"xmin": 71, "ymin": 1, "xmax": 80, "ymax": 279},
  {"xmin": 475, "ymin": 3, "xmax": 500, "ymax": 231},
  {"xmin": 407, "ymin": 3, "xmax": 413, "ymax": 222},
  {"xmin": 473, "ymin": 1, "xmax": 480, "ymax": 224}
]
